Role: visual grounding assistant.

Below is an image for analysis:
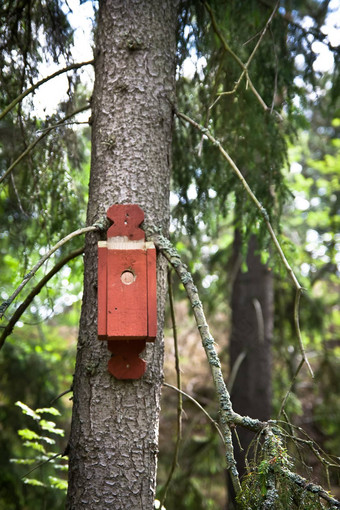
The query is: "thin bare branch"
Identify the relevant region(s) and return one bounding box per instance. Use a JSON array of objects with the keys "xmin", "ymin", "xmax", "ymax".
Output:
[
  {"xmin": 163, "ymin": 383, "xmax": 225, "ymax": 445},
  {"xmin": 0, "ymin": 60, "xmax": 94, "ymax": 121},
  {"xmin": 160, "ymin": 272, "xmax": 183, "ymax": 507},
  {"xmin": 0, "ymin": 105, "xmax": 90, "ymax": 185},
  {"xmin": 294, "ymin": 288, "xmax": 313, "ymax": 374},
  {"xmin": 281, "ymin": 429, "xmax": 340, "ymax": 470},
  {"xmin": 0, "ymin": 220, "xmax": 107, "ymax": 321},
  {"xmin": 176, "ymin": 111, "xmax": 313, "ymax": 378},
  {"xmin": 22, "ymin": 452, "xmax": 64, "ymax": 479},
  {"xmin": 36, "ymin": 120, "xmax": 89, "ymax": 134},
  {"xmin": 228, "ymin": 350, "xmax": 247, "ymax": 394},
  {"xmin": 0, "ymin": 247, "xmax": 84, "ymax": 350},
  {"xmin": 50, "ymin": 387, "xmax": 73, "ymax": 405}
]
